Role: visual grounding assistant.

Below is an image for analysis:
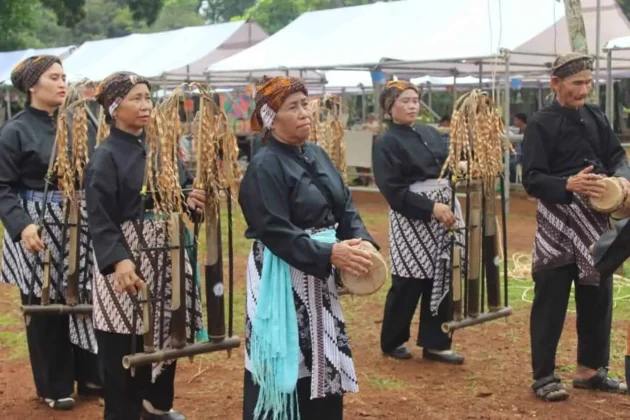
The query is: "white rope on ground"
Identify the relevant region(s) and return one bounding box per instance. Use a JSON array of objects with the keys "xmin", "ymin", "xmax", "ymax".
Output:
[{"xmin": 507, "ymin": 252, "xmax": 630, "ymax": 312}]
